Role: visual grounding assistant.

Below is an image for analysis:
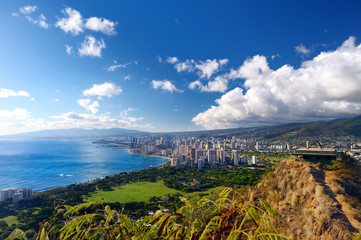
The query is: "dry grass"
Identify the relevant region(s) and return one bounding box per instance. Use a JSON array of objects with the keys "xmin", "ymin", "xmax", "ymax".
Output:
[{"xmin": 253, "ymin": 159, "xmax": 359, "ymax": 239}]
